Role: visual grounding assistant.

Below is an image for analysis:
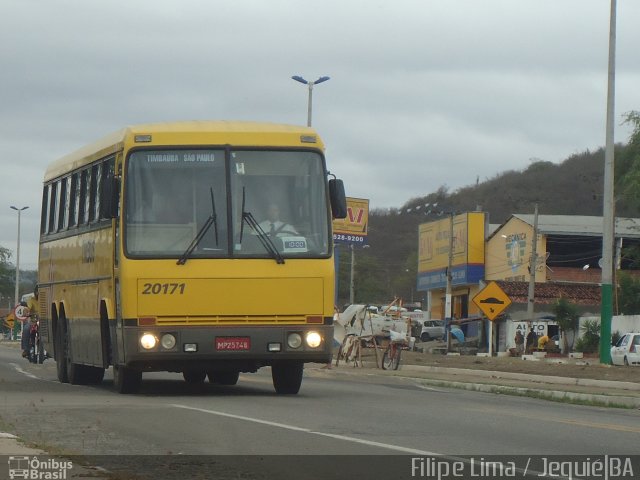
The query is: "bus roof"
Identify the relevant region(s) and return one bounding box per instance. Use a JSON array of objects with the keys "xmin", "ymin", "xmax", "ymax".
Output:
[{"xmin": 44, "ymin": 121, "xmax": 323, "ymax": 181}]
